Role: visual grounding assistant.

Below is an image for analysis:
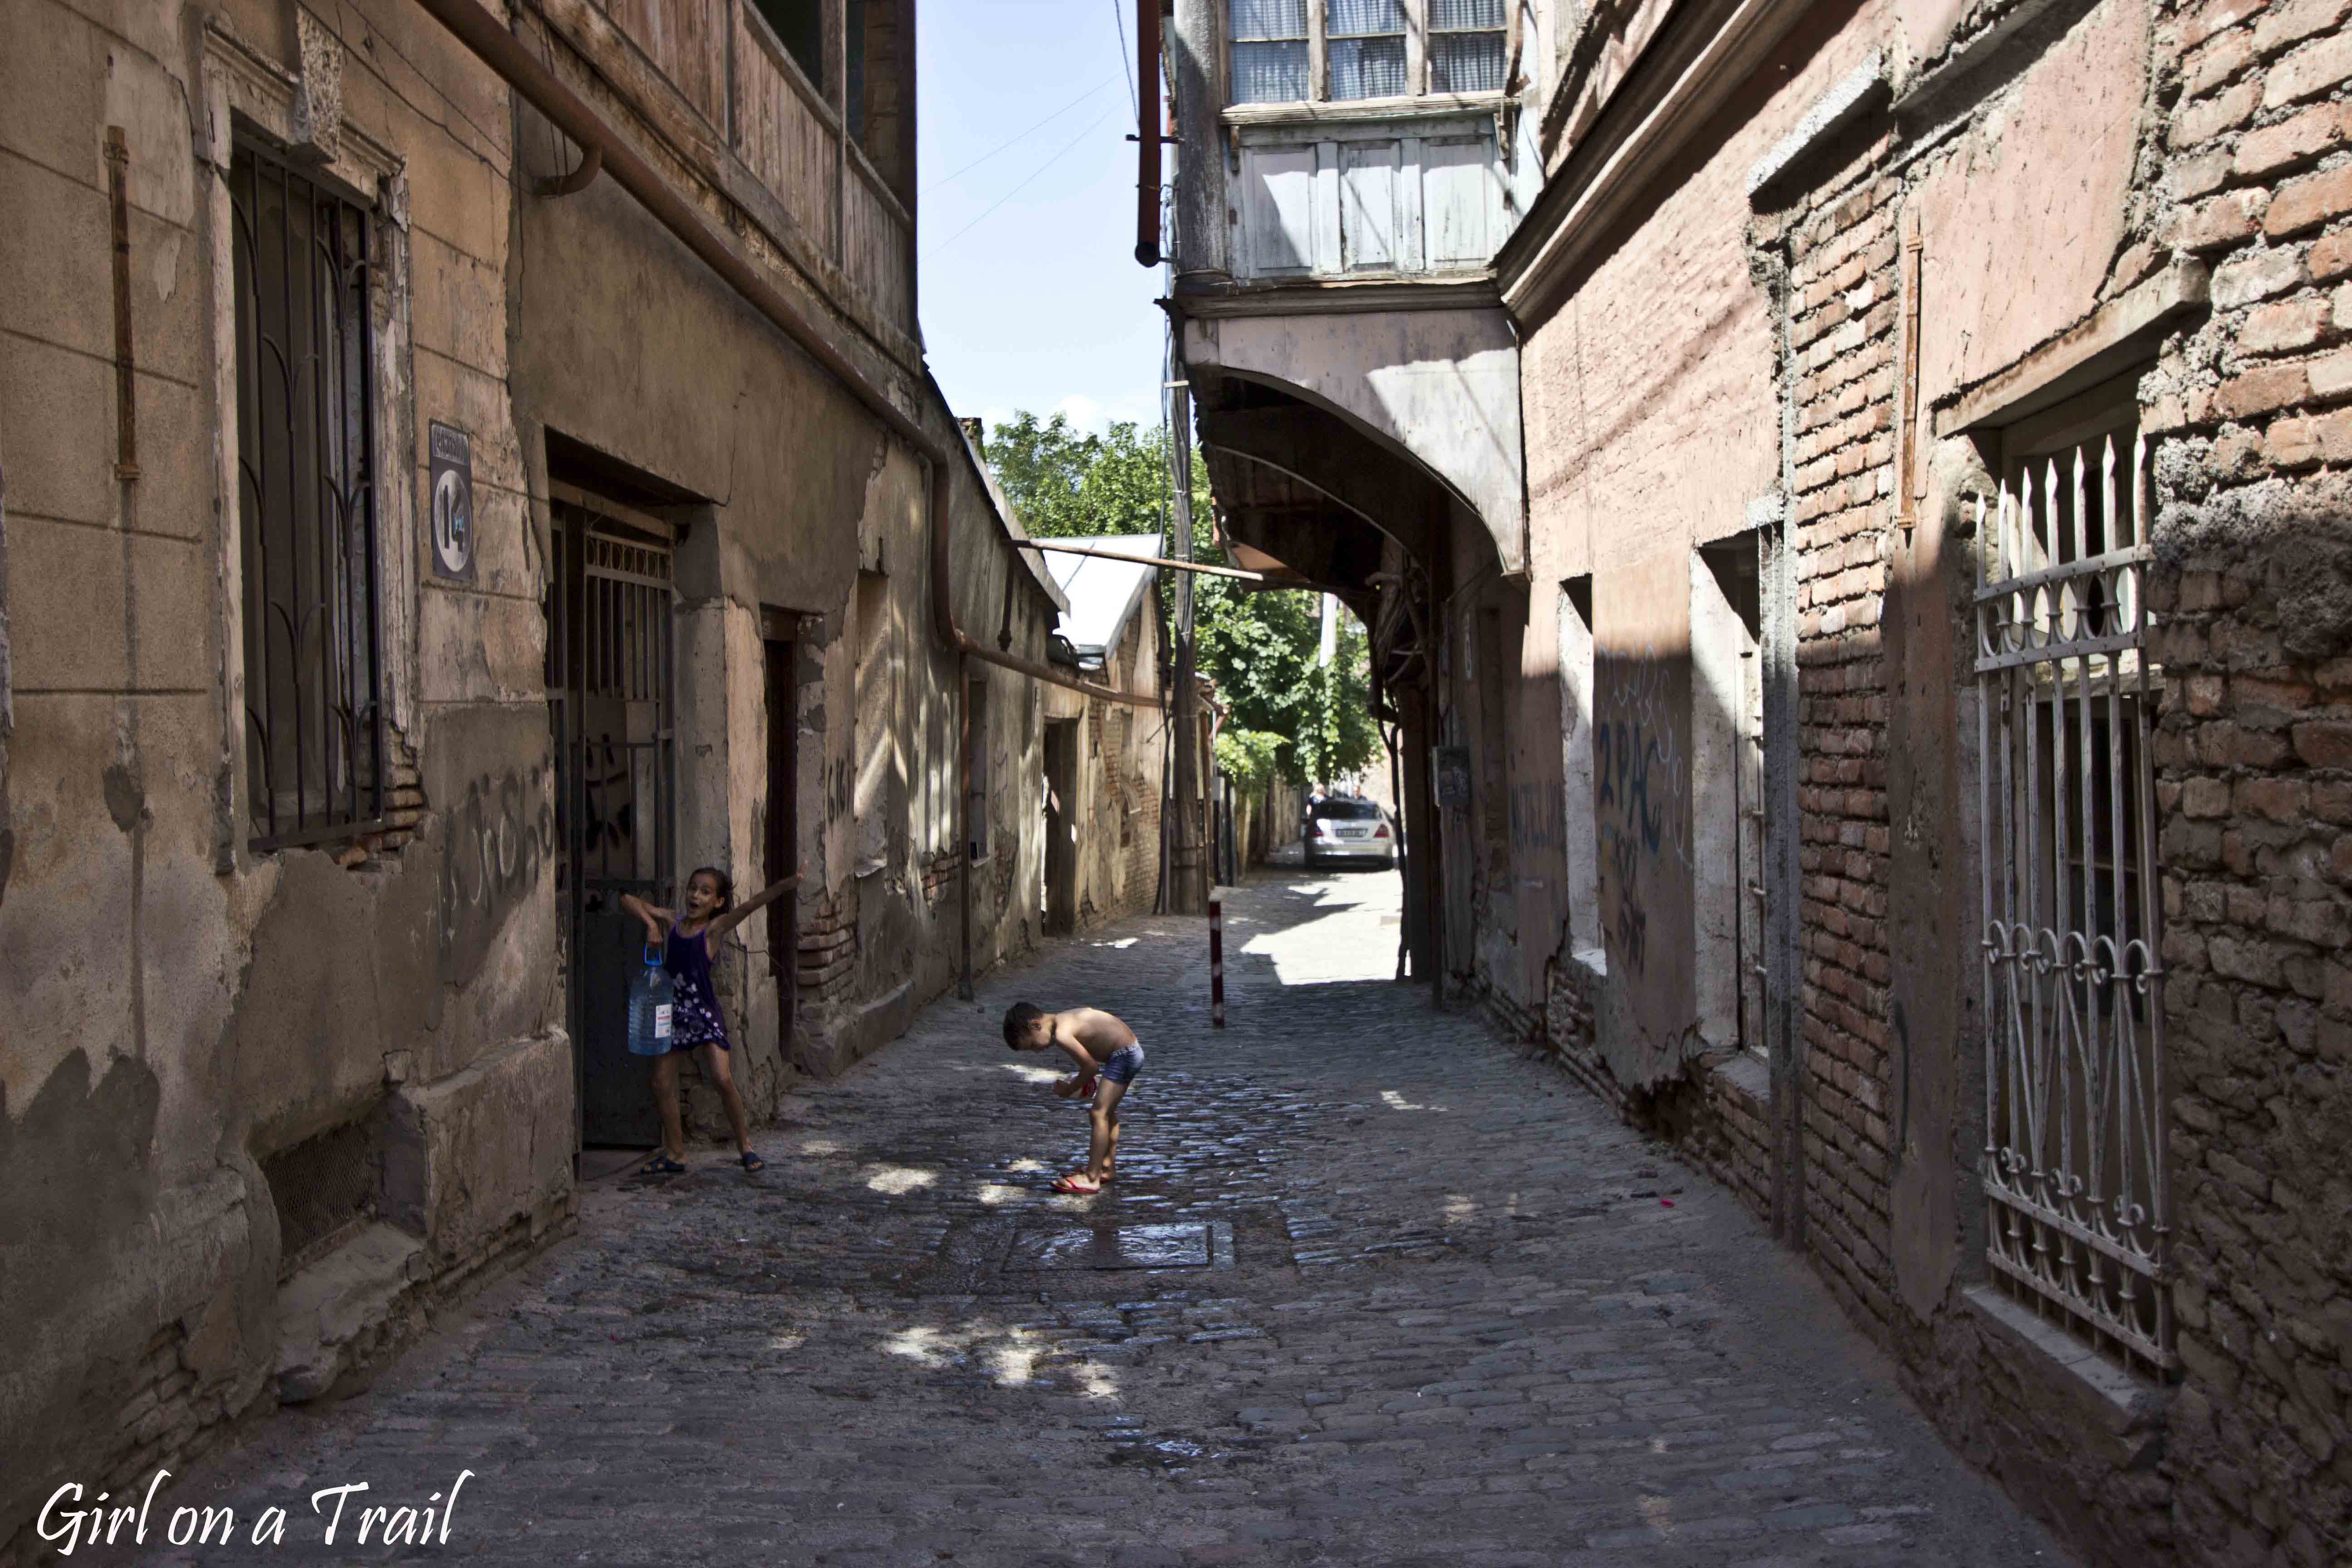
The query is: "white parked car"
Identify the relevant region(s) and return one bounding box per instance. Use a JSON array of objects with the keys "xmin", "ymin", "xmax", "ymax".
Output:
[{"xmin": 1303, "ymin": 799, "xmax": 1396, "ymax": 868}]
